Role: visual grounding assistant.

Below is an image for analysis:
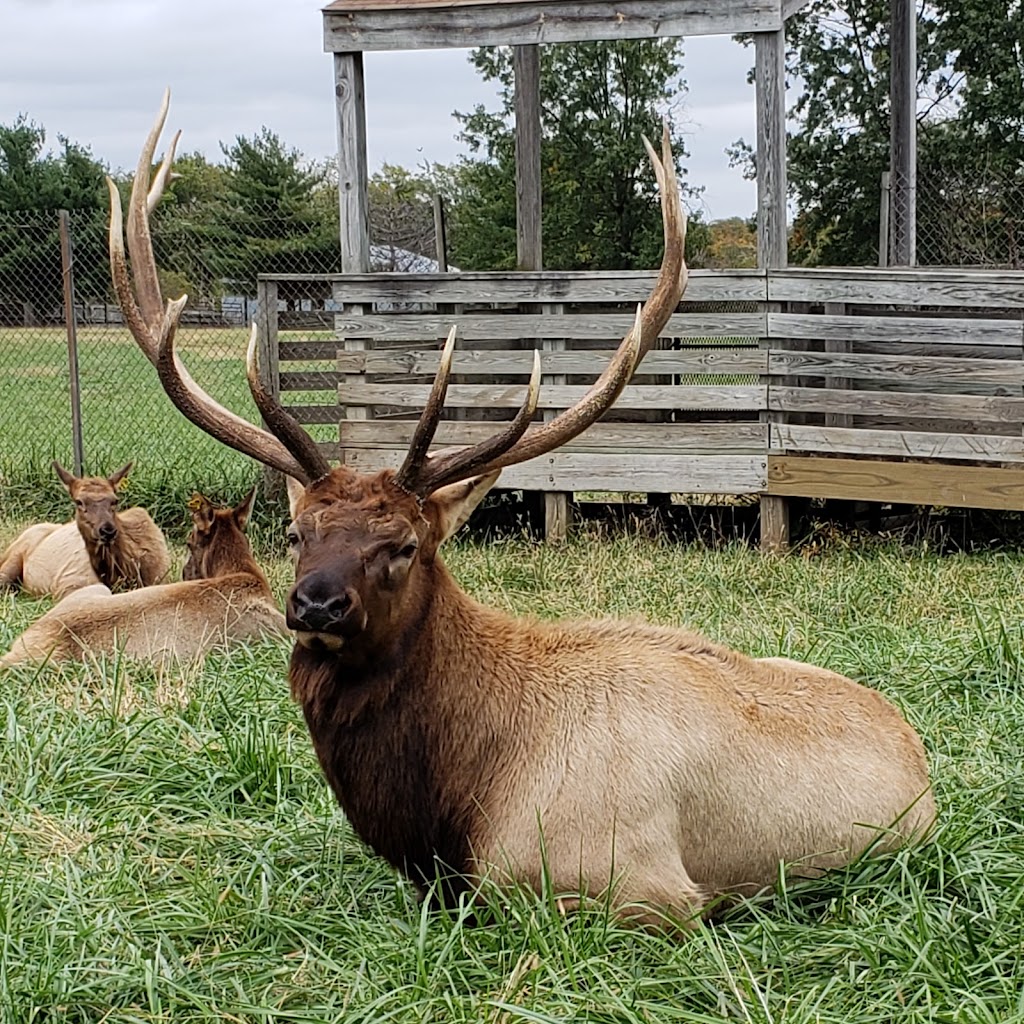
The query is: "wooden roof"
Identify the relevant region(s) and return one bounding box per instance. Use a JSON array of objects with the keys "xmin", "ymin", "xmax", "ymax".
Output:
[{"xmin": 322, "ymin": 0, "xmax": 783, "ymax": 52}]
